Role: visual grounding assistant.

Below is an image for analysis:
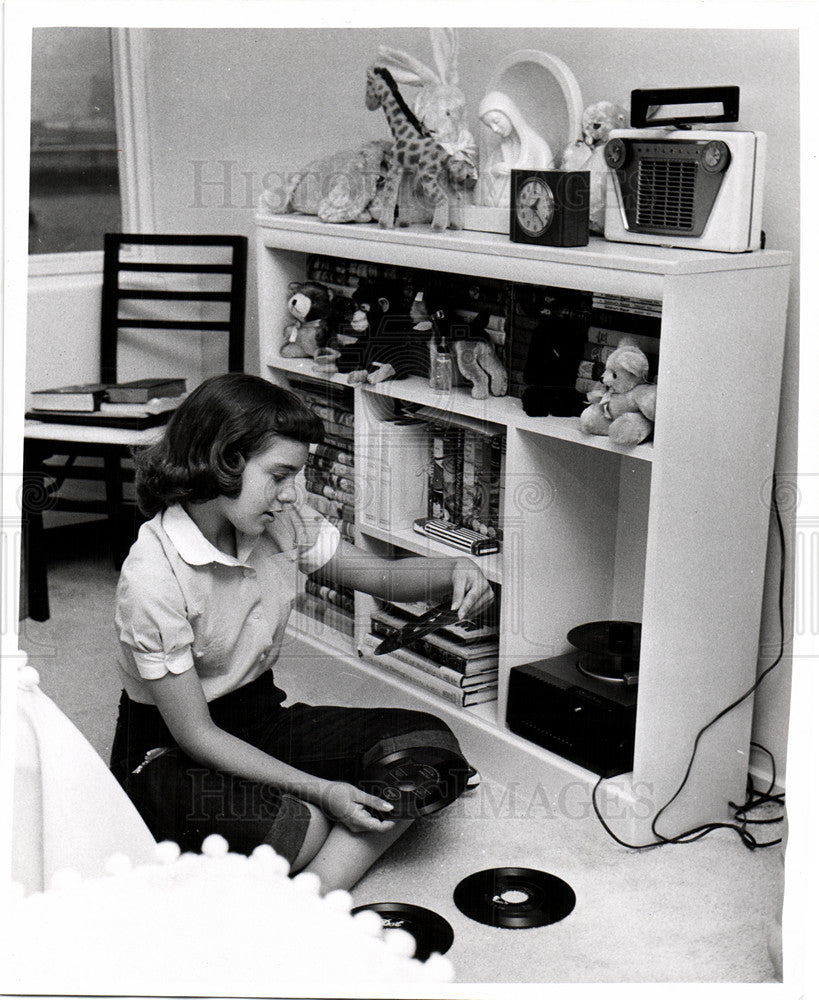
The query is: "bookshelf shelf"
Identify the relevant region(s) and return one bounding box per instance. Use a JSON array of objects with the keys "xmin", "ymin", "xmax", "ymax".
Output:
[
  {"xmin": 358, "ymin": 523, "xmax": 503, "ymax": 585},
  {"xmin": 256, "ymin": 212, "xmax": 791, "ymax": 840},
  {"xmin": 268, "ymin": 354, "xmax": 653, "ymax": 461}
]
